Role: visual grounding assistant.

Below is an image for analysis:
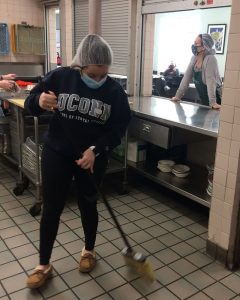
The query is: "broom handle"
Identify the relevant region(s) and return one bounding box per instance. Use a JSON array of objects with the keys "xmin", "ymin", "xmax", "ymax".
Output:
[{"xmin": 86, "ymin": 169, "xmax": 133, "ymax": 251}]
